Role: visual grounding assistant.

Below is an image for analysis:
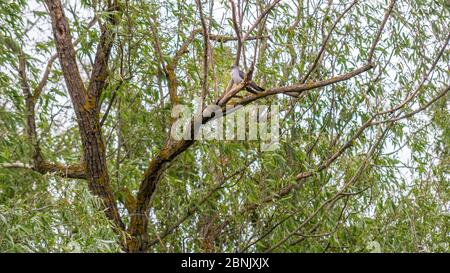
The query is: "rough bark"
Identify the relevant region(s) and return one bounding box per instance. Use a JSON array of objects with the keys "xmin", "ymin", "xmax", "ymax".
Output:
[{"xmin": 45, "ymin": 0, "xmax": 124, "ymax": 230}]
